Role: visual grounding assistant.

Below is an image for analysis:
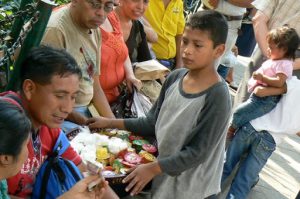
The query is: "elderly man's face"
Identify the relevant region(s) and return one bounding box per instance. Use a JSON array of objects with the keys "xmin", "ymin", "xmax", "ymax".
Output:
[{"xmin": 72, "ymin": 0, "xmax": 114, "ymax": 29}]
